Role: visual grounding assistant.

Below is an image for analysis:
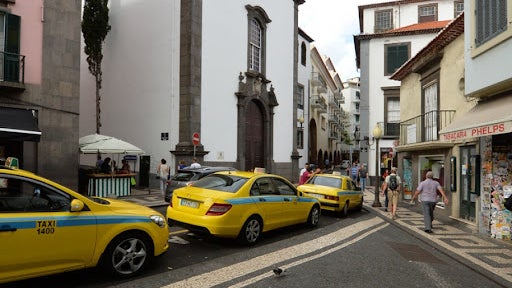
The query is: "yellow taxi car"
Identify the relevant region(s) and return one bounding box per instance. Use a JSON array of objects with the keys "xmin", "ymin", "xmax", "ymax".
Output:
[
  {"xmin": 0, "ymin": 167, "xmax": 169, "ymax": 284},
  {"xmin": 166, "ymin": 170, "xmax": 320, "ymax": 245},
  {"xmin": 297, "ymin": 173, "xmax": 363, "ymax": 217}
]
